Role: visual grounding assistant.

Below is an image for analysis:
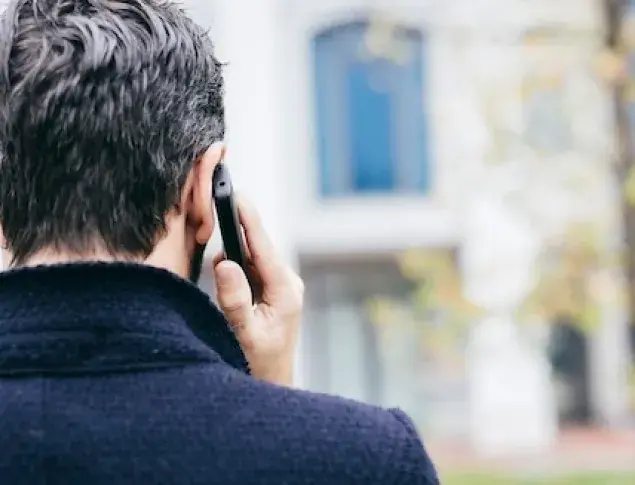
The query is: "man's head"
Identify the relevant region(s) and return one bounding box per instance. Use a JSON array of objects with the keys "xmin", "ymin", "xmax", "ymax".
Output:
[{"xmin": 0, "ymin": 0, "xmax": 225, "ymax": 280}]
